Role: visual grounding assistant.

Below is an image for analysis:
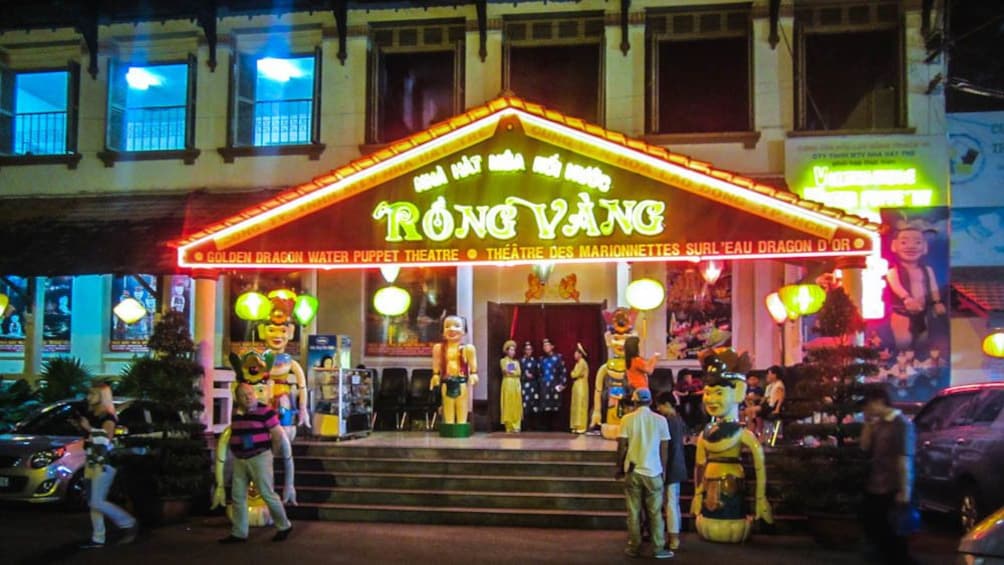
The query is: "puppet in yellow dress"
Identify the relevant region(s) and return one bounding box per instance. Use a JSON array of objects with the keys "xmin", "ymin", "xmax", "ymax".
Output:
[
  {"xmin": 431, "ymin": 315, "xmax": 479, "ymax": 437},
  {"xmin": 690, "ymin": 350, "xmax": 772, "ymax": 543},
  {"xmin": 499, "ymin": 339, "xmax": 523, "ymax": 433},
  {"xmin": 569, "ymin": 343, "xmax": 590, "ymax": 434}
]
